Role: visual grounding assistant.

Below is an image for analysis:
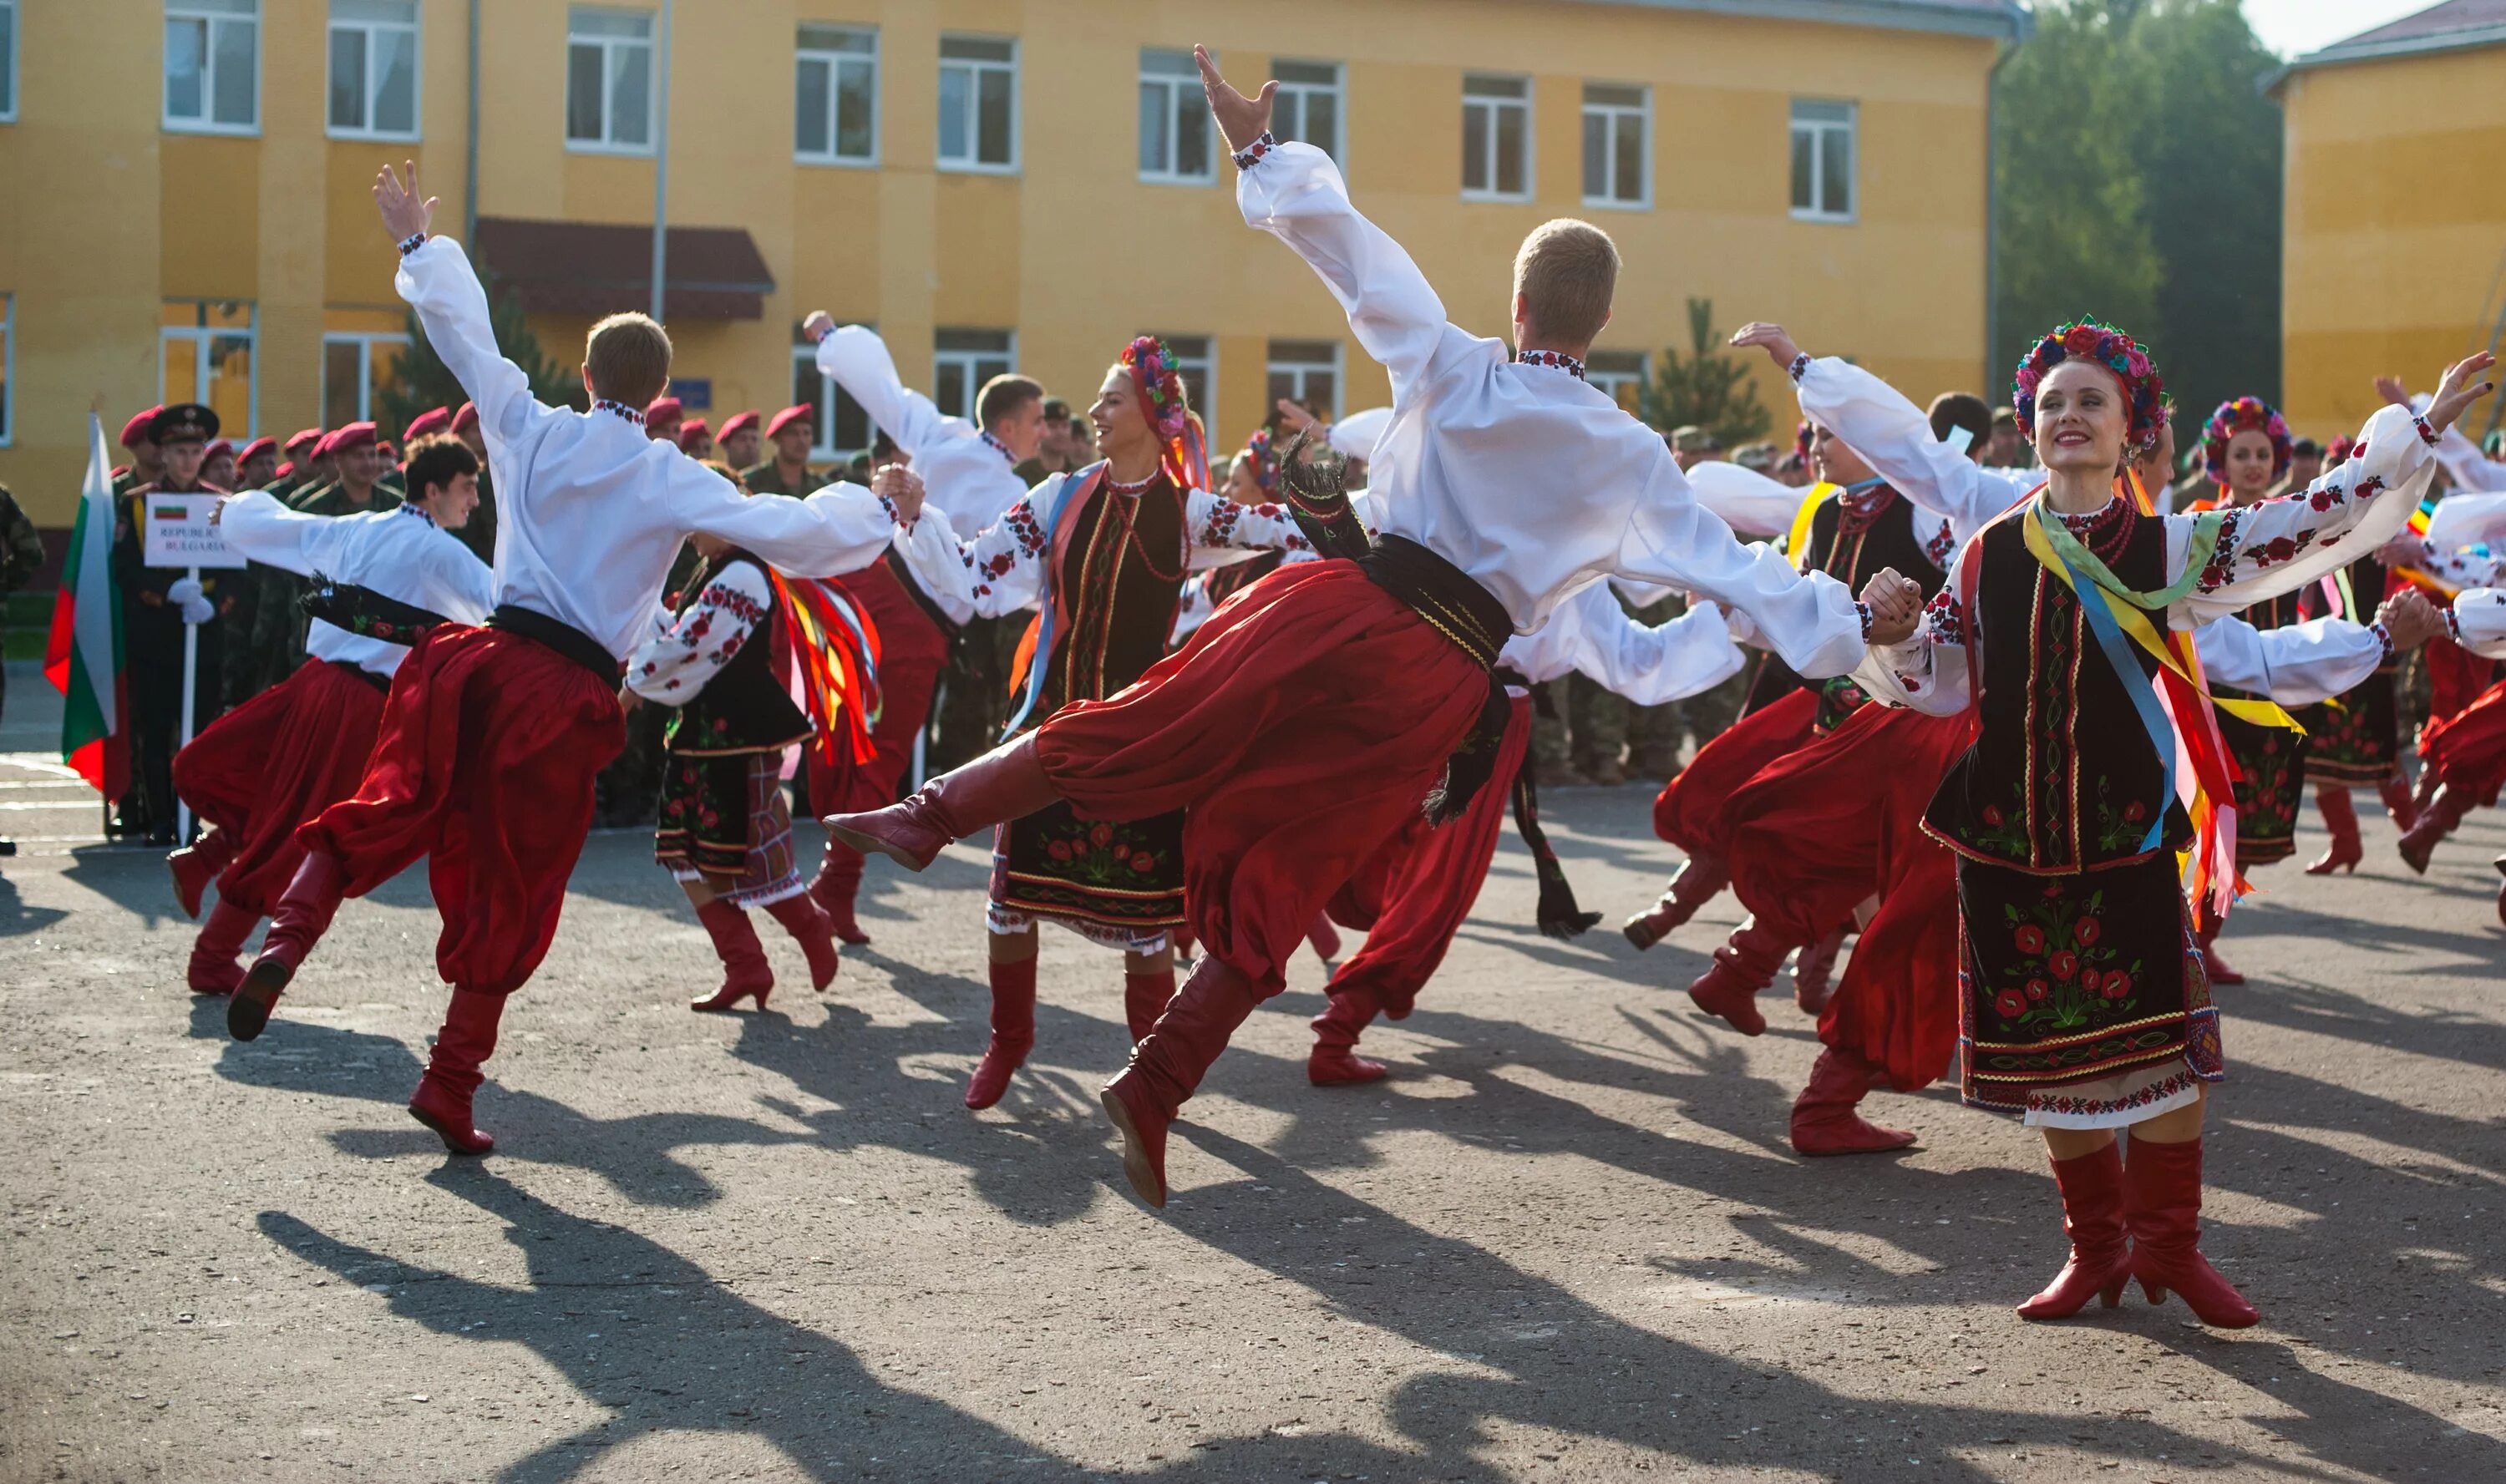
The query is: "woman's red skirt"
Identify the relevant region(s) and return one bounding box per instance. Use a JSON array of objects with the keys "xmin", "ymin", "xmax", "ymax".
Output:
[
  {"xmin": 2421, "ymin": 676, "xmax": 2506, "ymax": 808},
  {"xmin": 1035, "ymin": 560, "xmax": 1489, "ymax": 994},
  {"xmin": 1649, "ymin": 687, "xmax": 1818, "ymax": 857},
  {"xmin": 173, "ymin": 658, "xmax": 389, "ymax": 916}
]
